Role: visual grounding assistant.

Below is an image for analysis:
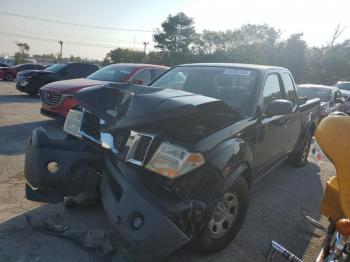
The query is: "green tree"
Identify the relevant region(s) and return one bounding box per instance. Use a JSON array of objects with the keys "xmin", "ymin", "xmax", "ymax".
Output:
[
  {"xmin": 233, "ymin": 24, "xmax": 280, "ymax": 64},
  {"xmin": 104, "ymin": 48, "xmax": 144, "ymax": 64},
  {"xmin": 16, "ymin": 42, "xmax": 30, "ymax": 56},
  {"xmin": 153, "ymin": 12, "xmax": 197, "ymax": 64},
  {"xmin": 275, "ymin": 33, "xmax": 307, "ymax": 83},
  {"xmin": 15, "ymin": 42, "xmax": 30, "ymax": 64}
]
